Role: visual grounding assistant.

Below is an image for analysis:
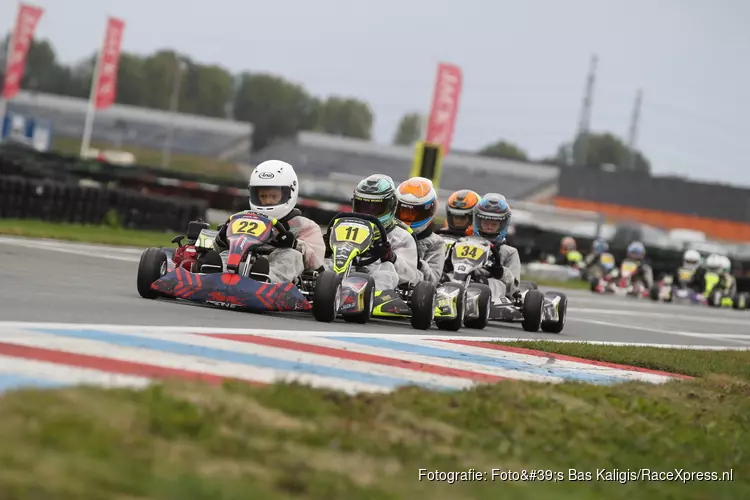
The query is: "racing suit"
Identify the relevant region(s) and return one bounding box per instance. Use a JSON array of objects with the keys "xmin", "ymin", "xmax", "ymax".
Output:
[
  {"xmin": 671, "ymin": 266, "xmax": 698, "ymax": 288},
  {"xmin": 323, "ymin": 222, "xmax": 421, "ymax": 291},
  {"xmin": 415, "ymin": 226, "xmax": 447, "ymax": 284},
  {"xmin": 629, "ymin": 259, "xmax": 654, "ymax": 289},
  {"xmin": 718, "ymin": 272, "xmax": 737, "ymax": 297},
  {"xmin": 445, "ymin": 239, "xmax": 521, "ymax": 299},
  {"xmin": 214, "ymin": 209, "xmax": 325, "ymax": 283}
]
